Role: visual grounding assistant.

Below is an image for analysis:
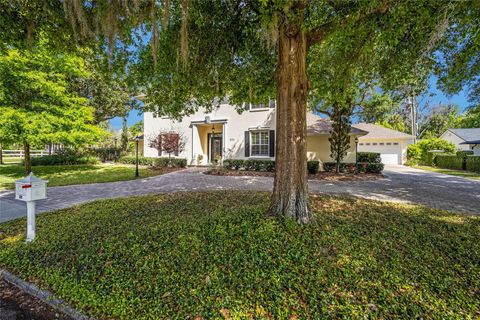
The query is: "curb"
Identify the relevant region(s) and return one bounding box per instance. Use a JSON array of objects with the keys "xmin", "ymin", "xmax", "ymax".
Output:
[{"xmin": 0, "ymin": 269, "xmax": 92, "ymax": 320}]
